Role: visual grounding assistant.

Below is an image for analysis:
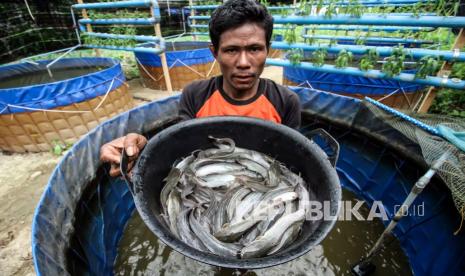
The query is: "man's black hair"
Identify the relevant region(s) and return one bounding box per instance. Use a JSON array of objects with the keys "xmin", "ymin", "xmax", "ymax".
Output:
[{"xmin": 208, "ymin": 0, "xmax": 274, "ymax": 53}]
